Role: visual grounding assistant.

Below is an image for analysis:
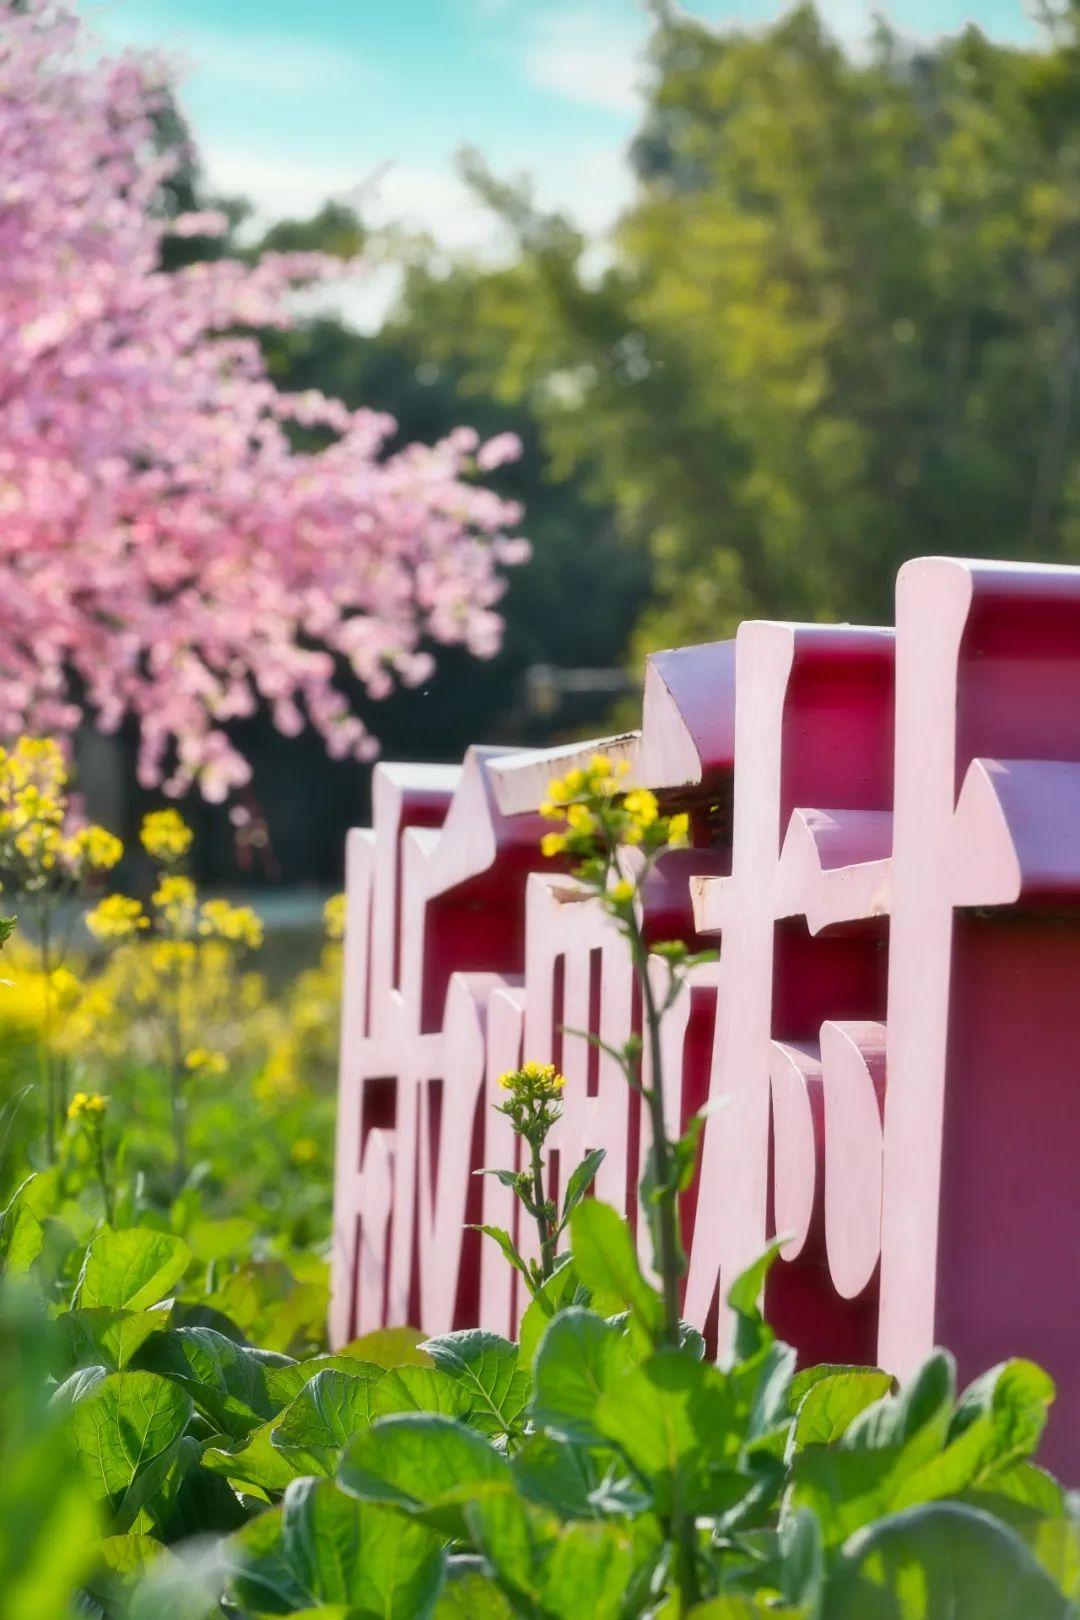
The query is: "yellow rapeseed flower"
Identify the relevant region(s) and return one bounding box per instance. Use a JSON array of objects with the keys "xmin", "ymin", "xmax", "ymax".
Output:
[
  {"xmin": 141, "ymin": 809, "xmax": 194, "ymax": 862},
  {"xmin": 185, "ymin": 1047, "xmax": 228, "ymax": 1077},
  {"xmin": 198, "ymin": 899, "xmax": 264, "ymax": 949},
  {"xmin": 291, "ymin": 1136, "xmax": 319, "ymax": 1166},
  {"xmin": 623, "ymin": 789, "xmax": 659, "ymax": 828},
  {"xmin": 540, "ymin": 831, "xmax": 566, "ymax": 859},
  {"xmin": 85, "ymin": 894, "xmax": 148, "ymax": 940},
  {"xmin": 667, "ymin": 812, "xmax": 691, "ymax": 847},
  {"xmin": 566, "ymin": 803, "xmax": 595, "ymax": 833},
  {"xmin": 324, "ymin": 893, "xmax": 346, "ymax": 940},
  {"xmin": 65, "ymin": 825, "xmax": 123, "ymax": 871},
  {"xmin": 610, "ymin": 879, "xmax": 635, "ymax": 904},
  {"xmin": 67, "ymin": 1090, "xmax": 107, "ymax": 1121}
]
